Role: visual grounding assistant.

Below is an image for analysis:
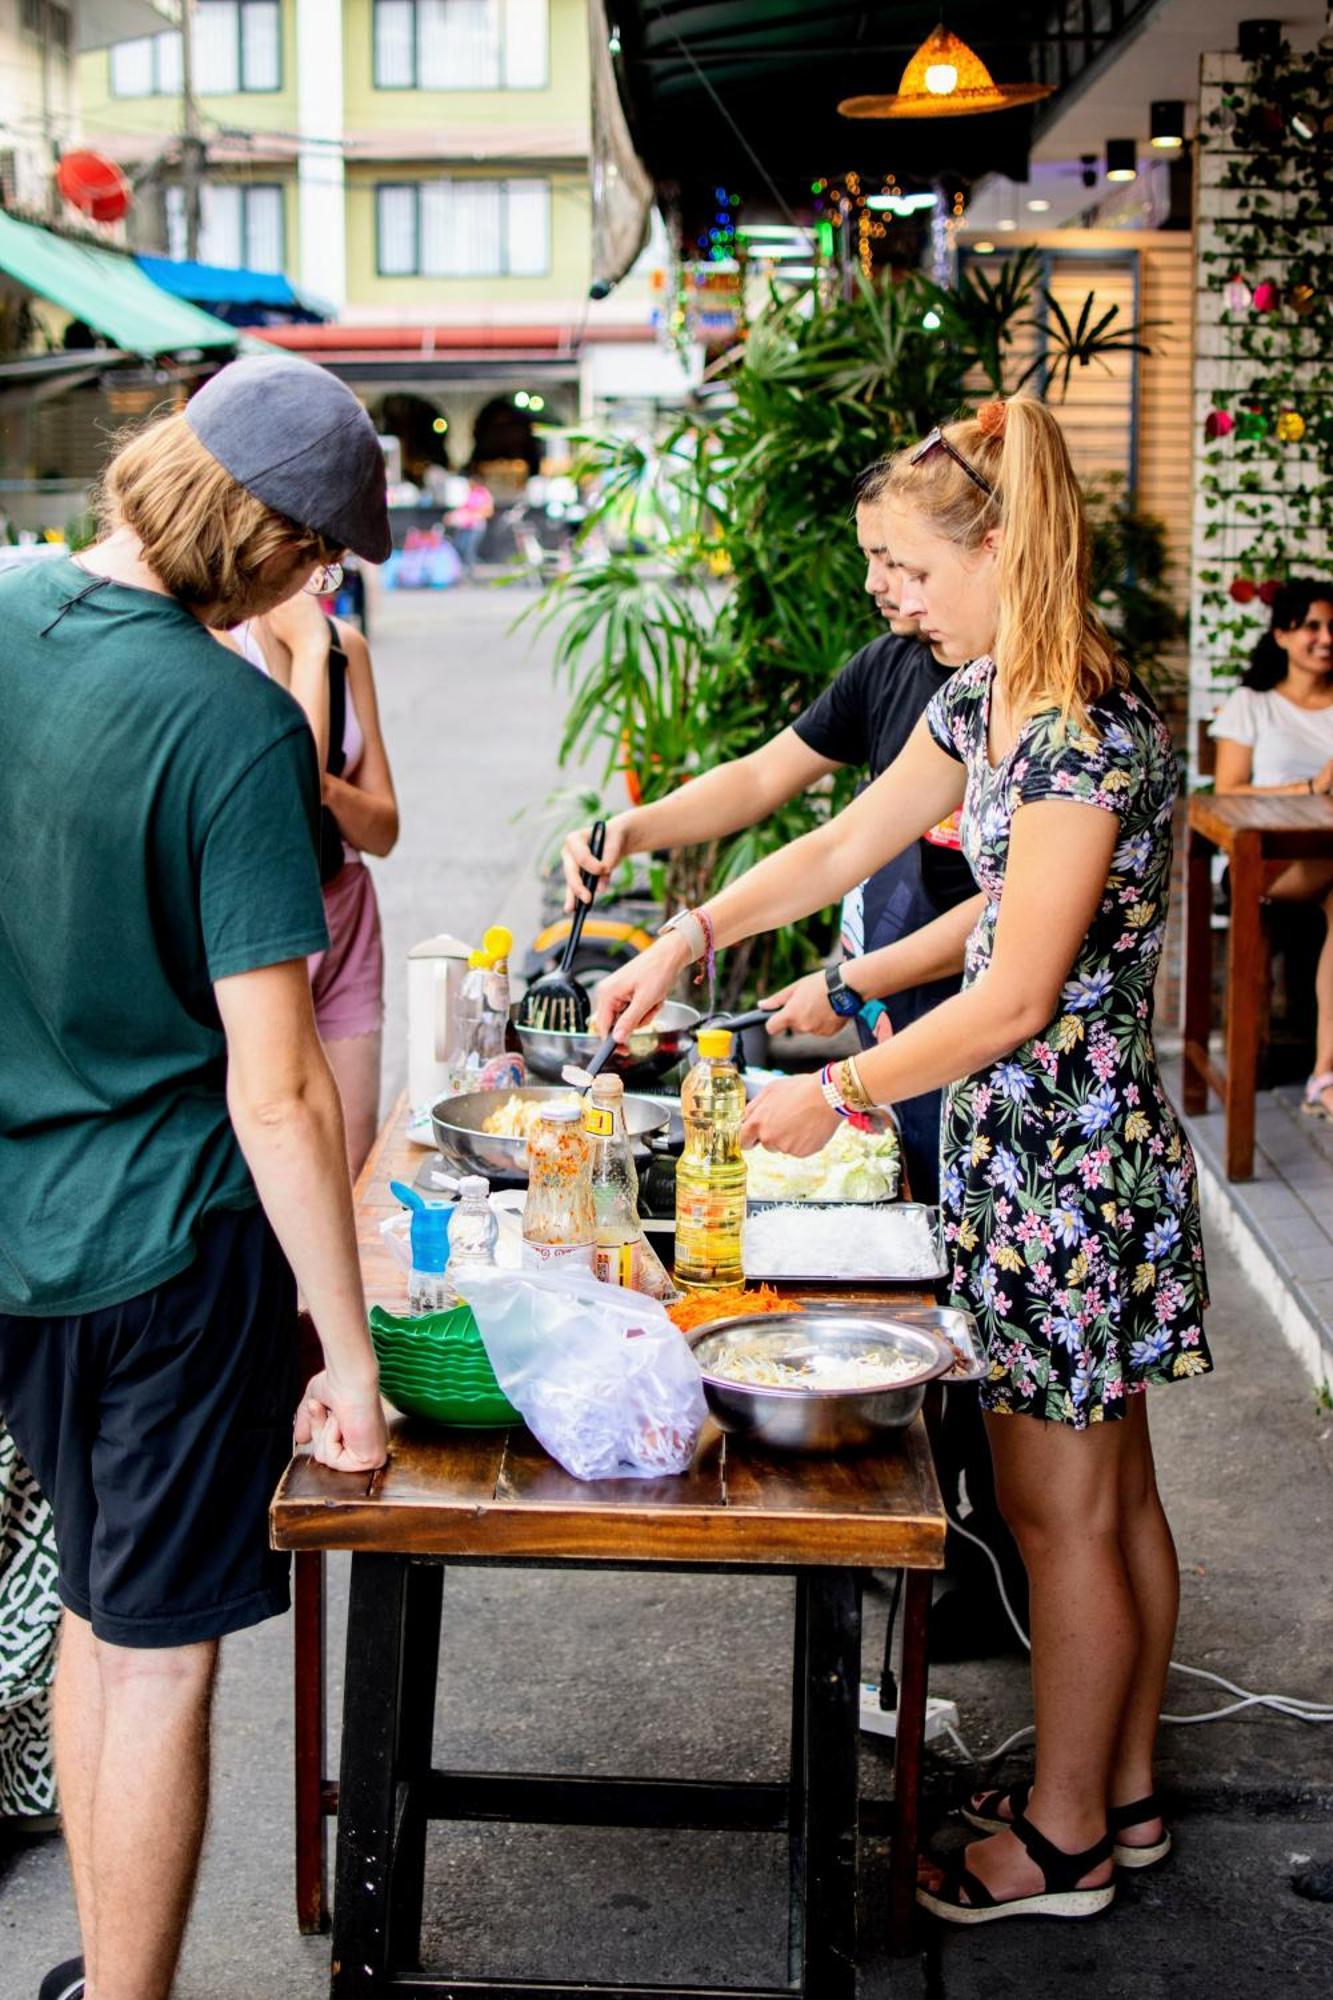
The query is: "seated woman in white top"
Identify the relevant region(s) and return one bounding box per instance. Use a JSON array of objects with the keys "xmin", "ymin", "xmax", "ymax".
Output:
[{"xmin": 1211, "ymin": 578, "xmax": 1333, "ymax": 1118}]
